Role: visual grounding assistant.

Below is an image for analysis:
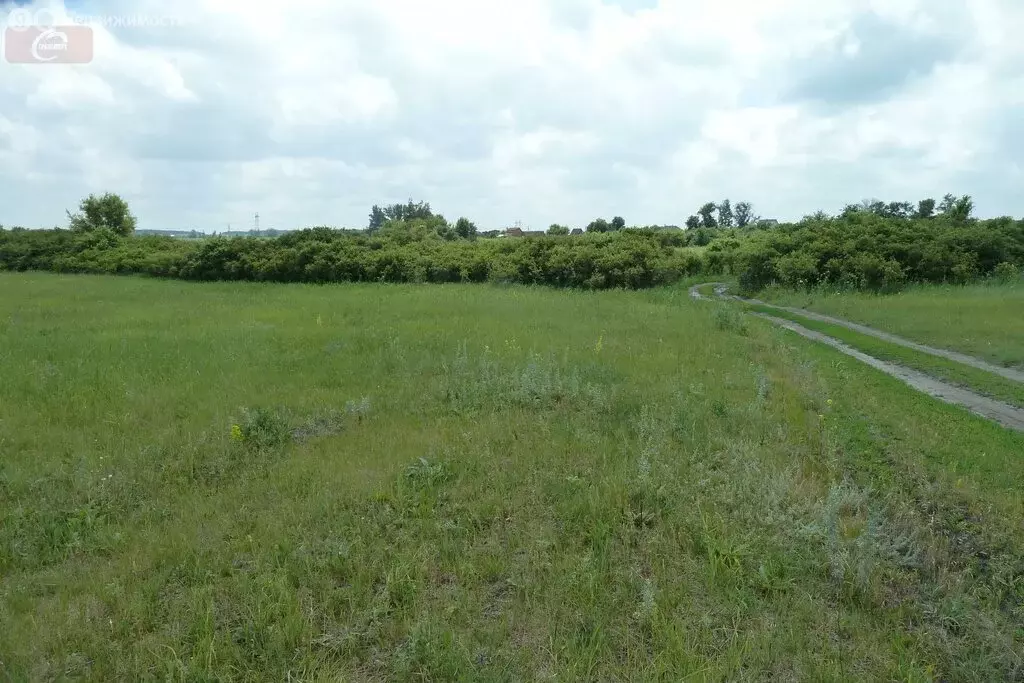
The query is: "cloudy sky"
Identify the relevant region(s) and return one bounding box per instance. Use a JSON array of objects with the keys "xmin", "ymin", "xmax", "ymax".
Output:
[{"xmin": 1, "ymin": 0, "xmax": 1022, "ymax": 232}]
